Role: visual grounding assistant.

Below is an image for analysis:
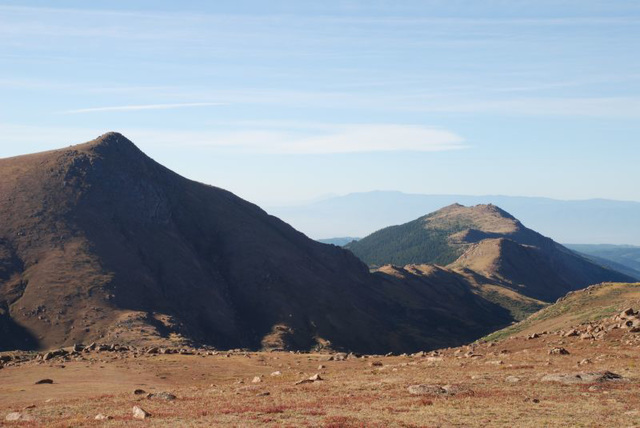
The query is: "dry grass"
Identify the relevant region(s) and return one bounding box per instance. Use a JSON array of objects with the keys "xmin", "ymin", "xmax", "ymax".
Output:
[
  {"xmin": 2, "ymin": 328, "xmax": 640, "ymax": 427},
  {"xmin": 485, "ymin": 282, "xmax": 640, "ymax": 341}
]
